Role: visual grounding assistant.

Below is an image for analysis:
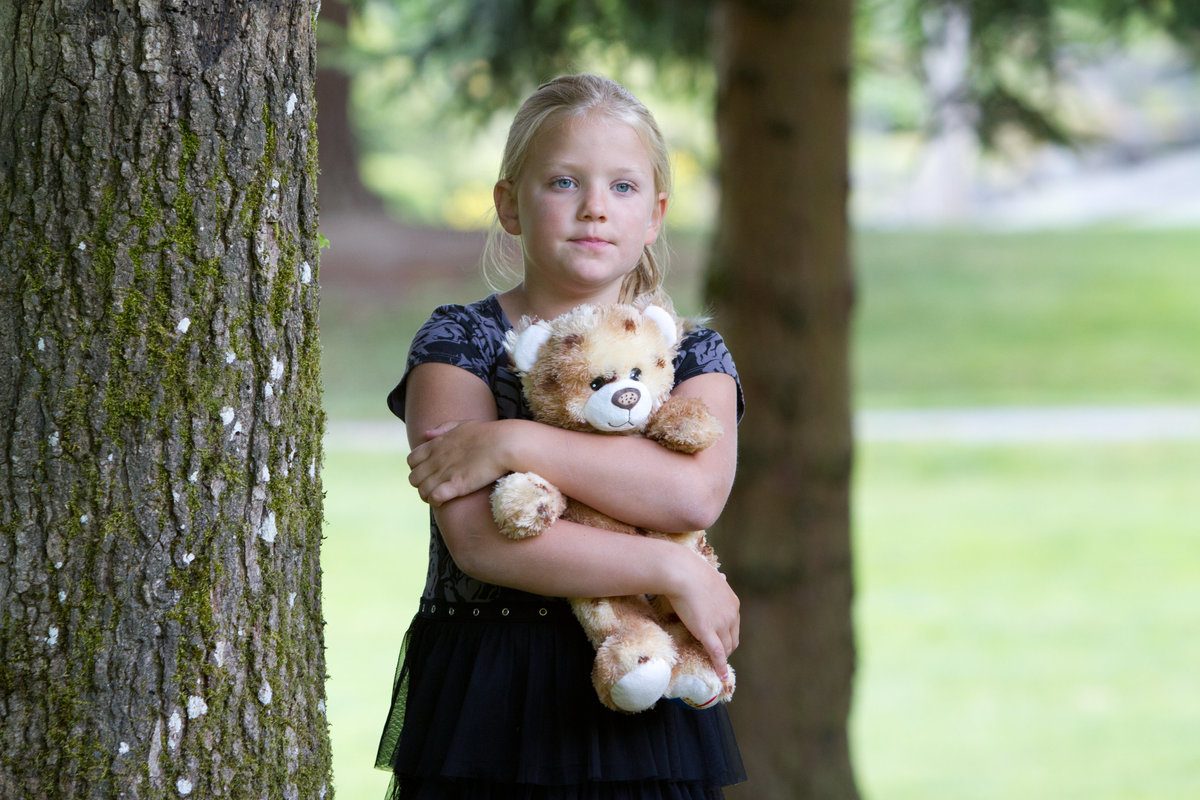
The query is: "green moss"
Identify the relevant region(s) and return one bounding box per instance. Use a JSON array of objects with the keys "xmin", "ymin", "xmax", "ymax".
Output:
[
  {"xmin": 37, "ymin": 506, "xmax": 124, "ymax": 793},
  {"xmin": 172, "ymin": 131, "xmax": 201, "ymax": 262},
  {"xmin": 305, "ymin": 113, "xmax": 320, "ymax": 199},
  {"xmin": 239, "ymin": 103, "xmax": 277, "ymax": 238},
  {"xmin": 90, "ymin": 184, "xmax": 119, "ymax": 290},
  {"xmin": 206, "ymin": 144, "xmax": 228, "ymax": 192},
  {"xmin": 267, "ymin": 223, "xmax": 297, "ymax": 327},
  {"xmin": 0, "ymin": 522, "xmax": 26, "ymax": 698},
  {"xmin": 166, "ymin": 548, "xmax": 220, "ymax": 678}
]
